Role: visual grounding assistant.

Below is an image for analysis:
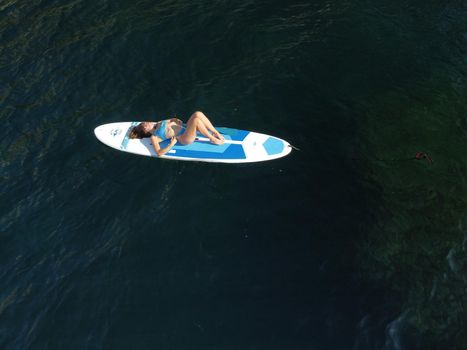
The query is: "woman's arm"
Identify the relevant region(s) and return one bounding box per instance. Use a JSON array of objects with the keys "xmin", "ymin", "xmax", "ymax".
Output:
[{"xmin": 151, "ymin": 135, "xmax": 177, "ymax": 157}]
